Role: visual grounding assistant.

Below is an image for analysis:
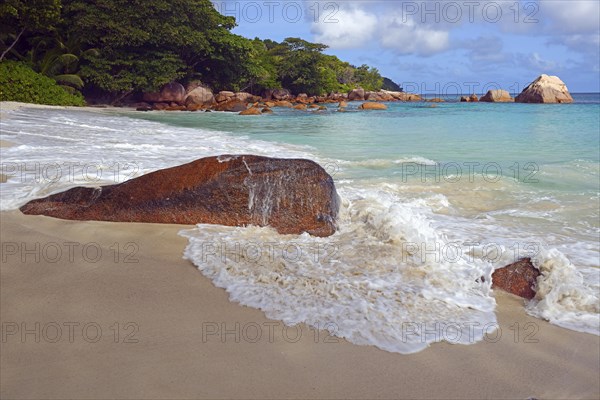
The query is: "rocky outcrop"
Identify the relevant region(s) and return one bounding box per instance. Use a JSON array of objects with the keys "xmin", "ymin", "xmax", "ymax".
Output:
[
  {"xmin": 515, "ymin": 74, "xmax": 574, "ymax": 103},
  {"xmin": 143, "ymin": 82, "xmax": 186, "ymax": 104},
  {"xmin": 215, "ymin": 91, "xmax": 235, "ymax": 103},
  {"xmin": 359, "ymin": 102, "xmax": 387, "ymax": 110},
  {"xmin": 186, "ymin": 104, "xmax": 205, "ymax": 112},
  {"xmin": 379, "ymin": 90, "xmax": 422, "ymax": 102},
  {"xmin": 185, "ymin": 86, "xmax": 216, "ymax": 107},
  {"xmin": 480, "ymin": 89, "xmax": 513, "ymax": 103},
  {"xmin": 492, "ymin": 258, "xmax": 540, "ymax": 299},
  {"xmin": 461, "ymin": 94, "xmax": 479, "ymax": 102},
  {"xmin": 234, "ymin": 92, "xmax": 260, "ymax": 103},
  {"xmin": 348, "ymin": 88, "xmax": 366, "ymax": 101},
  {"xmin": 214, "ymin": 99, "xmax": 247, "ymax": 112},
  {"xmin": 20, "ymin": 155, "xmax": 340, "ymax": 237},
  {"xmin": 135, "ymin": 102, "xmax": 152, "ymax": 111},
  {"xmin": 263, "ymin": 88, "xmax": 292, "ymax": 101},
  {"xmin": 139, "ymin": 85, "xmax": 427, "ymax": 111},
  {"xmin": 273, "ymin": 100, "xmax": 293, "ymax": 108},
  {"xmin": 152, "ymin": 102, "xmax": 169, "ymax": 110},
  {"xmin": 239, "ymin": 107, "xmax": 261, "ymax": 115},
  {"xmin": 328, "ymin": 92, "xmax": 346, "ymax": 101}
]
